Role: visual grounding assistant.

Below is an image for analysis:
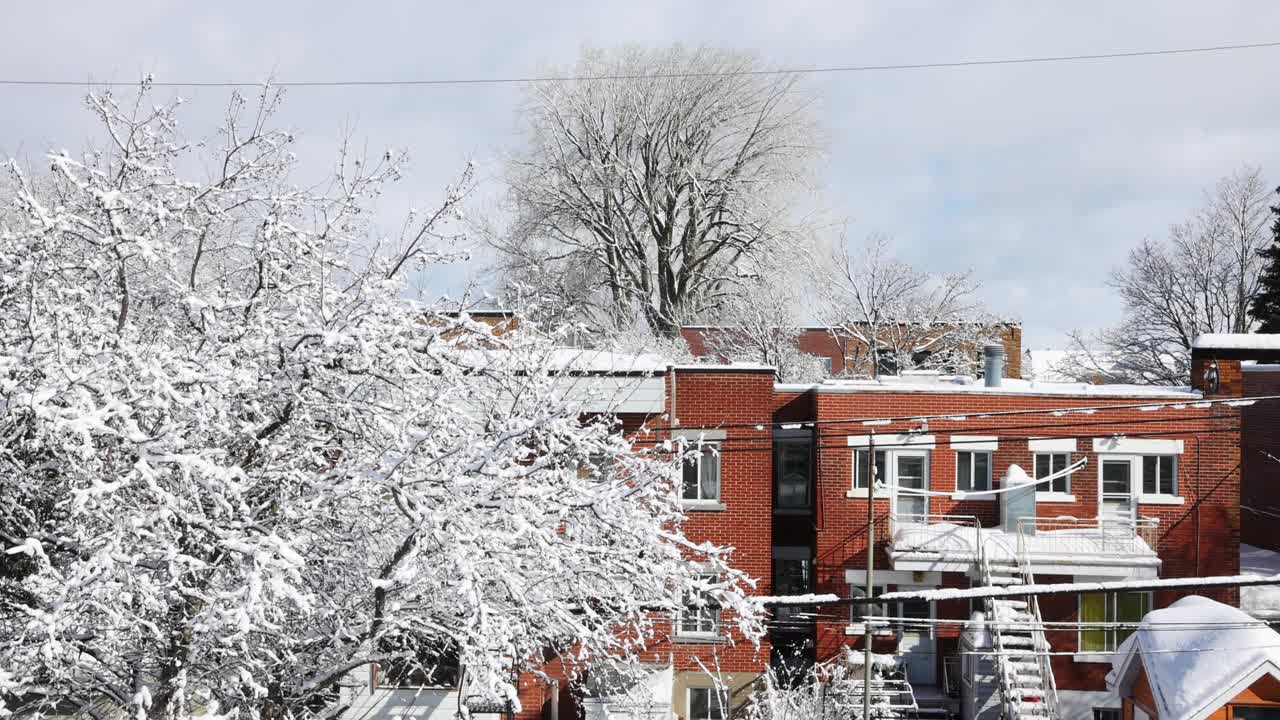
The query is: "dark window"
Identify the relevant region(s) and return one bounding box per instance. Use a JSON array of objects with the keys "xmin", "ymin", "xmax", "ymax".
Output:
[
  {"xmin": 1093, "ymin": 709, "xmax": 1121, "ymax": 720},
  {"xmin": 689, "ymin": 688, "xmax": 727, "ymax": 720},
  {"xmin": 956, "ymin": 451, "xmax": 991, "ymax": 491},
  {"xmin": 775, "ymin": 440, "xmax": 811, "ymax": 510},
  {"xmin": 773, "ymin": 553, "xmax": 812, "ymax": 625},
  {"xmin": 1141, "ymin": 455, "xmax": 1176, "ymax": 495},
  {"xmin": 1034, "ymin": 452, "xmax": 1071, "ymax": 493},
  {"xmin": 1231, "ymin": 707, "xmax": 1280, "ymax": 720}
]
